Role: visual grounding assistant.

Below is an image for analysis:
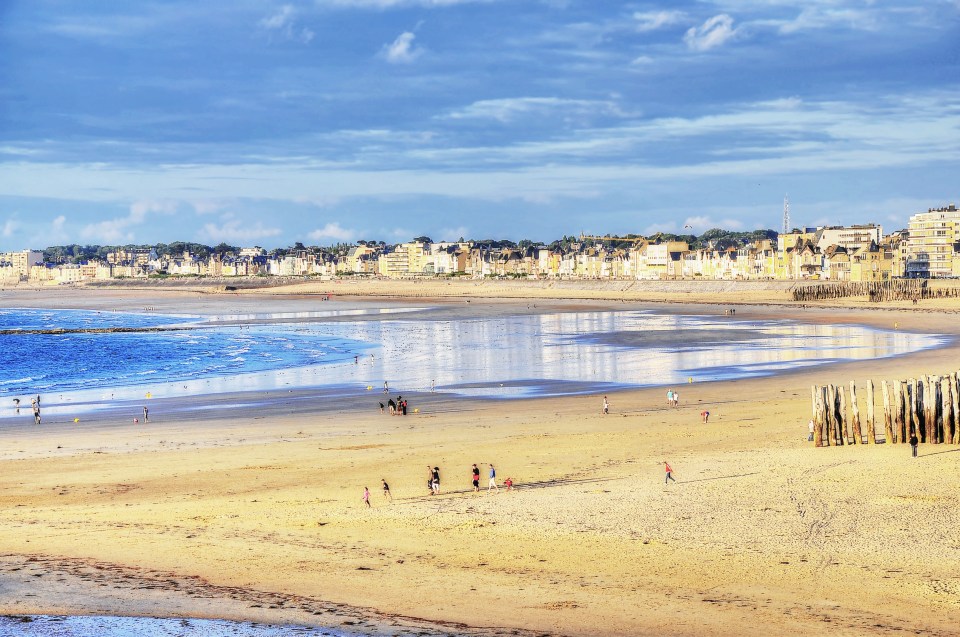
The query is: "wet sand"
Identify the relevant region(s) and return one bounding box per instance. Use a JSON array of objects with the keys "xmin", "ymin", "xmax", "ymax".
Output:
[{"xmin": 1, "ymin": 283, "xmax": 959, "ymax": 636}]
